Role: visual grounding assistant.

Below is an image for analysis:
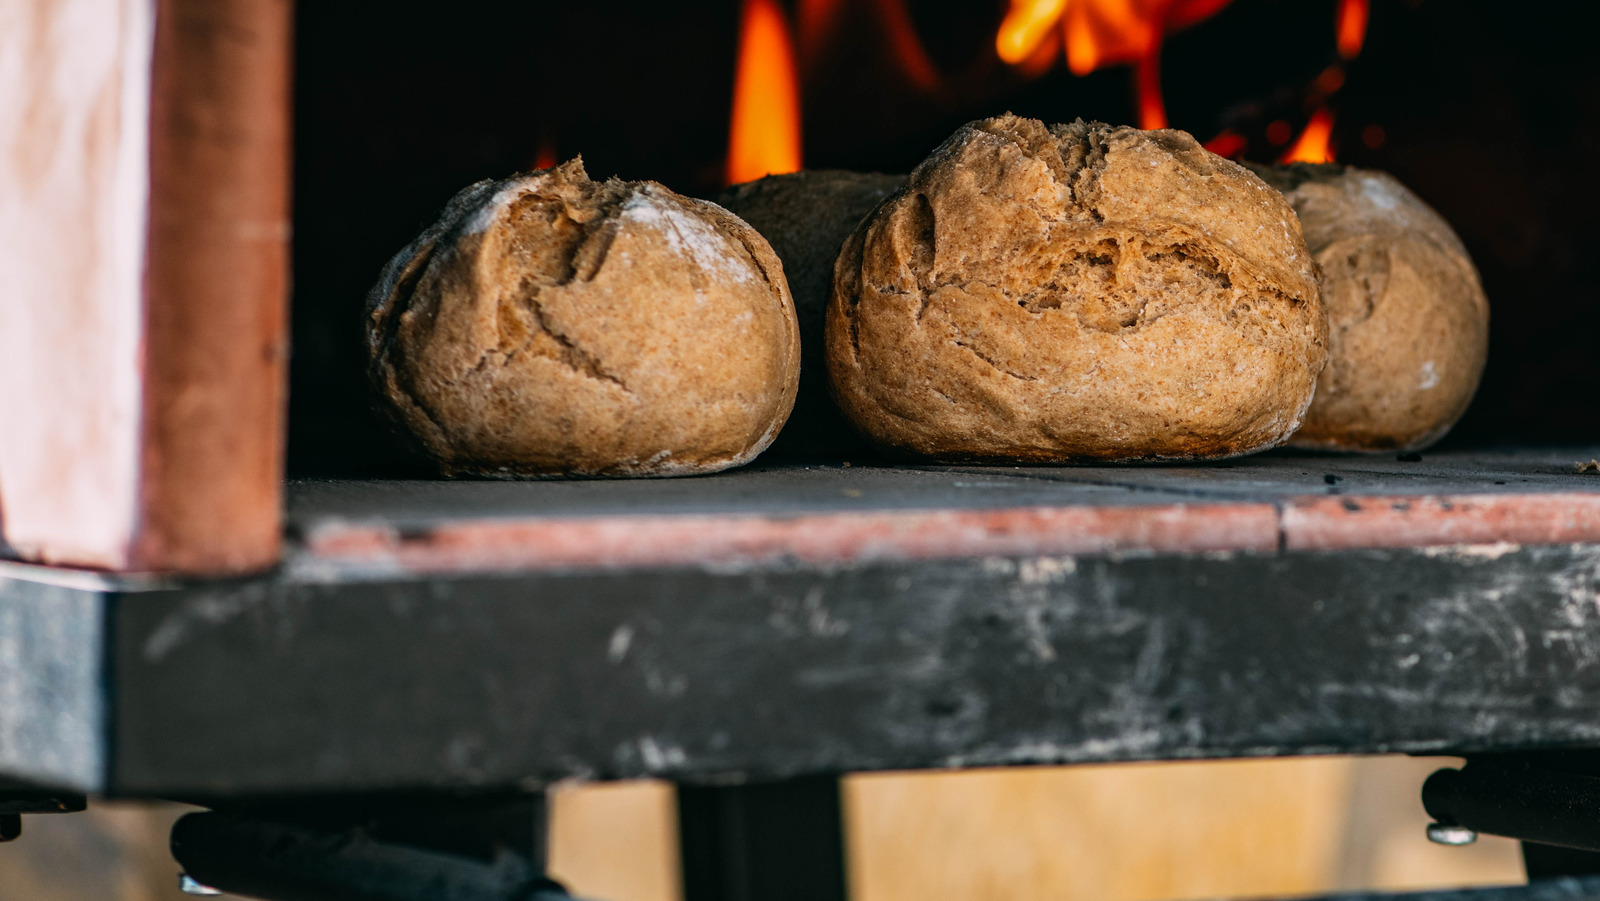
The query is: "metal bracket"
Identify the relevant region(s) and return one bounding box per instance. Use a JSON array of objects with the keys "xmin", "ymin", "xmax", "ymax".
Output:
[
  {"xmin": 169, "ymin": 794, "xmax": 581, "ymax": 901},
  {"xmin": 678, "ymin": 776, "xmax": 848, "ymax": 901},
  {"xmin": 1423, "ymin": 753, "xmax": 1600, "ymax": 877},
  {"xmin": 0, "ymin": 787, "xmax": 88, "ymax": 843}
]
